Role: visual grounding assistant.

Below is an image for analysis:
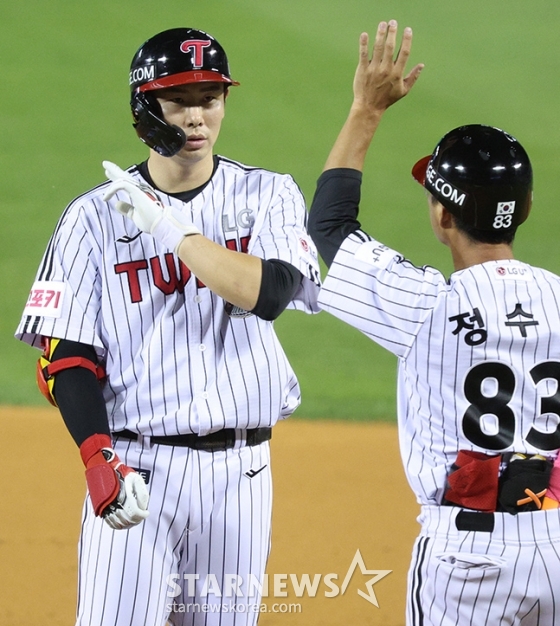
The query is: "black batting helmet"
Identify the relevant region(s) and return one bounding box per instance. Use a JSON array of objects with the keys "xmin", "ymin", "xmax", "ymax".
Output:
[
  {"xmin": 129, "ymin": 28, "xmax": 239, "ymax": 157},
  {"xmin": 412, "ymin": 125, "xmax": 532, "ymax": 232}
]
